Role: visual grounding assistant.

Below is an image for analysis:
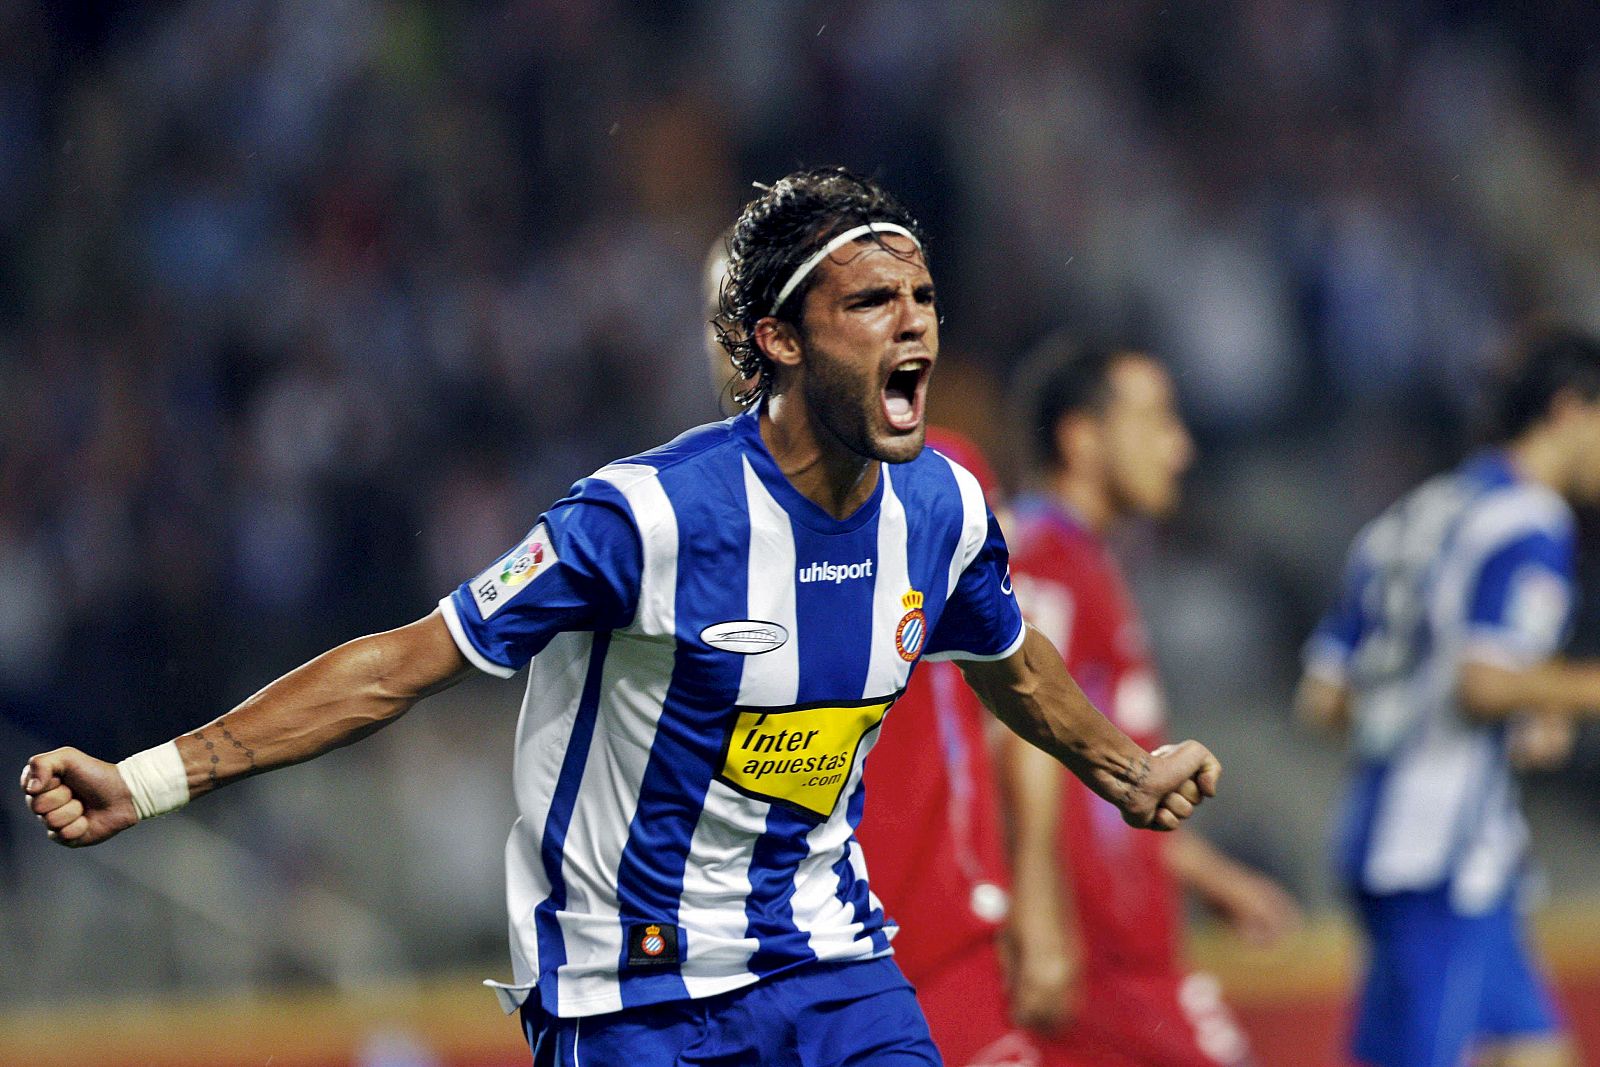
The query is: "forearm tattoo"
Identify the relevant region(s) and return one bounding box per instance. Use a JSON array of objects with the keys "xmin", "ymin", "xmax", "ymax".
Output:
[
  {"xmin": 1111, "ymin": 753, "xmax": 1152, "ymax": 810},
  {"xmin": 189, "ymin": 726, "xmax": 258, "ymax": 787}
]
